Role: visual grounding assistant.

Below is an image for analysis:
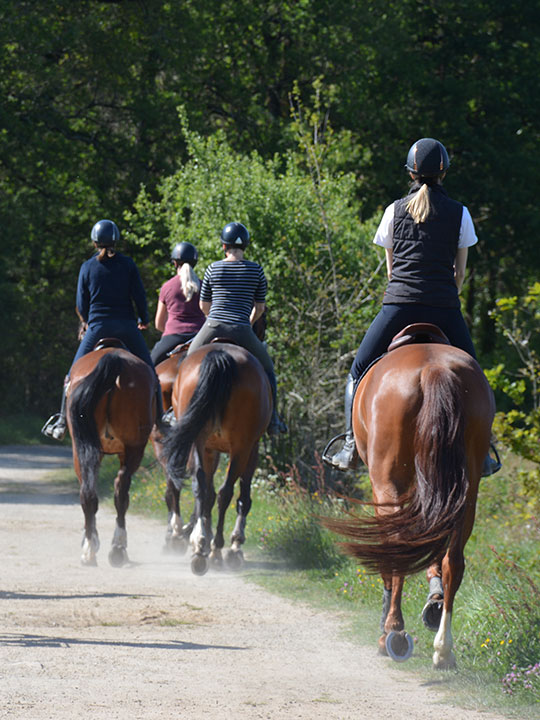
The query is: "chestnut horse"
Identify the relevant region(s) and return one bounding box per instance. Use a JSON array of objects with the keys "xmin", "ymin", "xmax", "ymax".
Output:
[
  {"xmin": 163, "ymin": 342, "xmax": 272, "ymax": 575},
  {"xmin": 325, "ymin": 325, "xmax": 495, "ymax": 669},
  {"xmin": 67, "ymin": 343, "xmax": 156, "ymax": 566},
  {"xmin": 153, "ymin": 311, "xmax": 269, "ymax": 553}
]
